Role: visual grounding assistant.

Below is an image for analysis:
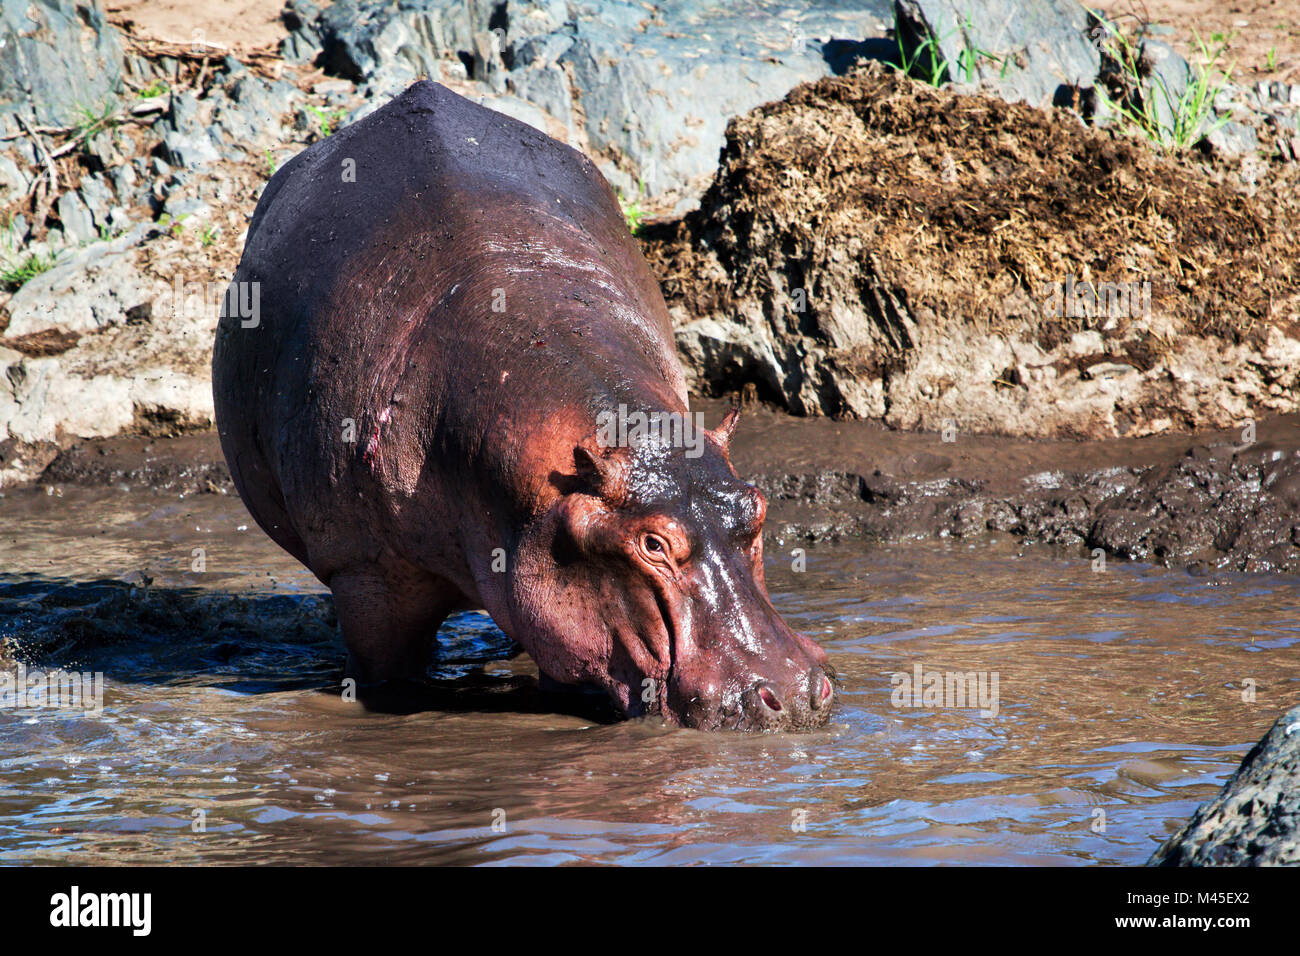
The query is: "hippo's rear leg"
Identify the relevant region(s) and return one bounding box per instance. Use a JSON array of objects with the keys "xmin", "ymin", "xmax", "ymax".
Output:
[{"xmin": 330, "ymin": 564, "xmax": 461, "ymax": 683}]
